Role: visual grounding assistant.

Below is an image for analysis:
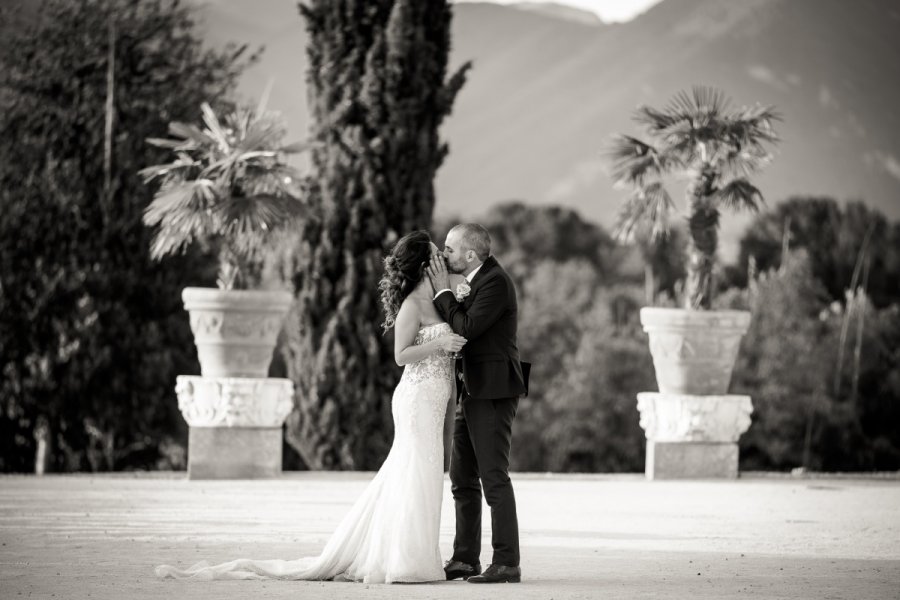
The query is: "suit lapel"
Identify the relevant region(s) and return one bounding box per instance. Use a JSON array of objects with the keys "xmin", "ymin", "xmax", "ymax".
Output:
[
  {"xmin": 468, "ymin": 256, "xmax": 495, "ymax": 289},
  {"xmin": 464, "ymin": 256, "xmax": 495, "ymax": 307}
]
